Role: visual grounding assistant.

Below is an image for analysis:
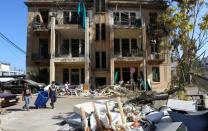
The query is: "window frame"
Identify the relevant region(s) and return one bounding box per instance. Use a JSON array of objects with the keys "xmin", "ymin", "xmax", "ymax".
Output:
[{"xmin": 152, "ymin": 67, "xmax": 160, "ymax": 82}]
